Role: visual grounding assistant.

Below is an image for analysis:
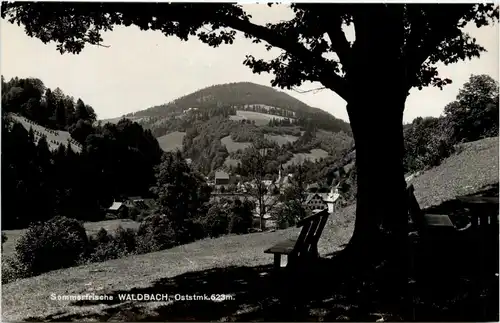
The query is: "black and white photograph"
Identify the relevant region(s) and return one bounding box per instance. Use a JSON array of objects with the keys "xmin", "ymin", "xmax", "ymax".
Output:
[{"xmin": 1, "ymin": 1, "xmax": 499, "ymax": 321}]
